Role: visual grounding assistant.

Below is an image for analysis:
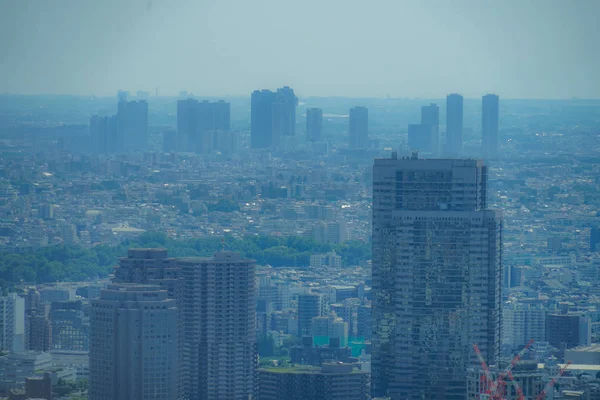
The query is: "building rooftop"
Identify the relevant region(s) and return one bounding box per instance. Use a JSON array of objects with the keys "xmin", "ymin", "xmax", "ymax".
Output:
[{"xmin": 567, "ymin": 344, "xmax": 600, "ymax": 353}]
